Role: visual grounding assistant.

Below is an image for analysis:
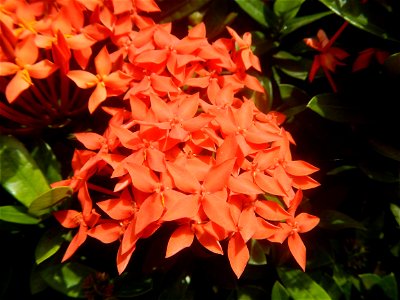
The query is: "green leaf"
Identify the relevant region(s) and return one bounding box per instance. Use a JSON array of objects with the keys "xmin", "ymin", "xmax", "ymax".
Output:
[
  {"xmin": 30, "ymin": 267, "xmax": 48, "ymax": 295},
  {"xmin": 281, "ymin": 11, "xmax": 333, "ymax": 37},
  {"xmin": 271, "ymin": 281, "xmax": 290, "ymax": 300},
  {"xmin": 319, "ymin": 0, "xmax": 400, "ymax": 42},
  {"xmin": 248, "ymin": 239, "xmax": 267, "ymax": 265},
  {"xmin": 307, "ymin": 93, "xmax": 365, "ymax": 123},
  {"xmin": 40, "ymin": 262, "xmax": 95, "ymax": 298},
  {"xmin": 277, "ymin": 268, "xmax": 332, "ymax": 300},
  {"xmin": 318, "ymin": 209, "xmax": 366, "ymax": 231},
  {"xmin": 384, "ymin": 53, "xmax": 400, "ymax": 75},
  {"xmin": 359, "ymin": 160, "xmax": 400, "ymax": 183},
  {"xmin": 234, "ymin": 0, "xmax": 272, "ymax": 28},
  {"xmin": 28, "ymin": 186, "xmax": 73, "ymax": 217},
  {"xmin": 237, "ymin": 285, "xmax": 268, "ymax": 300},
  {"xmin": 359, "ymin": 273, "xmax": 398, "ymax": 300},
  {"xmin": 247, "ymin": 75, "xmax": 273, "ymax": 114},
  {"xmin": 30, "ymin": 141, "xmax": 62, "ymax": 184},
  {"xmin": 274, "ymin": 0, "xmax": 305, "ymax": 21},
  {"xmin": 390, "ymin": 203, "xmax": 400, "ymax": 227},
  {"xmin": 333, "ymin": 266, "xmax": 354, "ymax": 300},
  {"xmin": 277, "ymin": 84, "xmax": 309, "ymax": 120},
  {"xmin": 35, "ymin": 229, "xmax": 65, "ymax": 265},
  {"xmin": 273, "ymin": 51, "xmax": 311, "ymax": 80},
  {"xmin": 114, "ymin": 276, "xmax": 153, "ymax": 298},
  {"xmin": 0, "ymin": 135, "xmax": 50, "ymax": 207},
  {"xmin": 203, "ymin": 0, "xmax": 238, "ymax": 40},
  {"xmin": 0, "ymin": 205, "xmax": 40, "ymax": 224},
  {"xmin": 327, "ymin": 165, "xmax": 357, "ymax": 175},
  {"xmin": 368, "ymin": 138, "xmax": 400, "ymax": 162}
]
